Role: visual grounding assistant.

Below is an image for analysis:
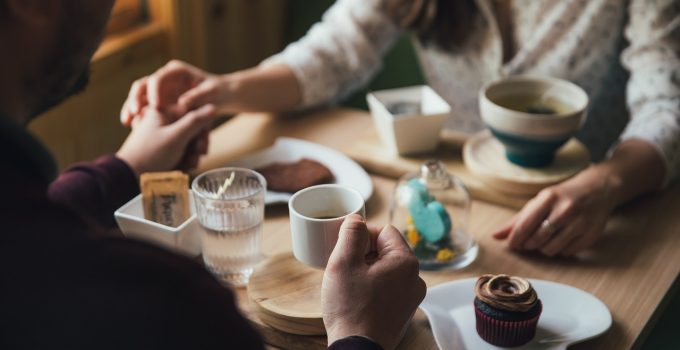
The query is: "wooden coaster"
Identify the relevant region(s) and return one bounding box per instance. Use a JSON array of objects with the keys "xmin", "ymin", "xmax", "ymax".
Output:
[
  {"xmin": 247, "ymin": 253, "xmax": 326, "ymax": 335},
  {"xmin": 463, "ymin": 131, "xmax": 591, "ymax": 196}
]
